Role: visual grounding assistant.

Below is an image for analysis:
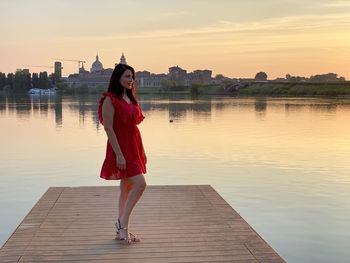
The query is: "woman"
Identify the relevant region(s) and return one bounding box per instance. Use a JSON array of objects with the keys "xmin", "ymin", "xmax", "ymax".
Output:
[{"xmin": 98, "ymin": 63, "xmax": 147, "ymax": 244}]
